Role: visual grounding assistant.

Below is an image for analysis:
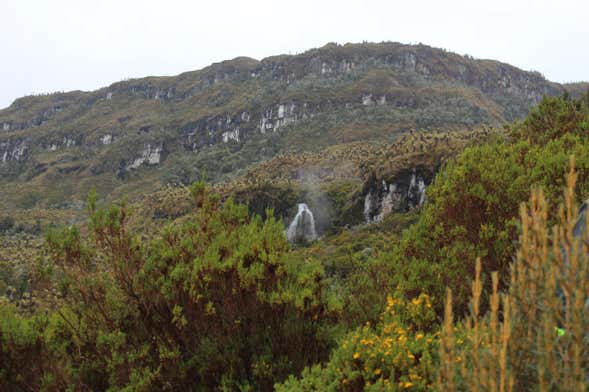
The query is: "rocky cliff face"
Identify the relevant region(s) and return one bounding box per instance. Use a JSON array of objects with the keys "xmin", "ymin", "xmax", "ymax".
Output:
[
  {"xmin": 0, "ymin": 139, "xmax": 28, "ymax": 164},
  {"xmin": 0, "ymin": 41, "xmax": 583, "ymax": 209},
  {"xmin": 363, "ymin": 167, "xmax": 434, "ymax": 222}
]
